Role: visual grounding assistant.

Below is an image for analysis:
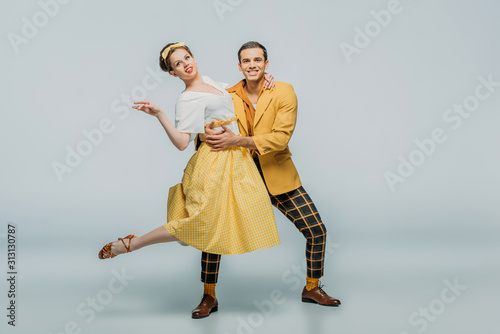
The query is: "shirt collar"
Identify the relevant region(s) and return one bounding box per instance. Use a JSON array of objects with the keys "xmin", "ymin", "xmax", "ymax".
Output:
[{"xmin": 227, "ymin": 79, "xmax": 265, "ymax": 107}]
